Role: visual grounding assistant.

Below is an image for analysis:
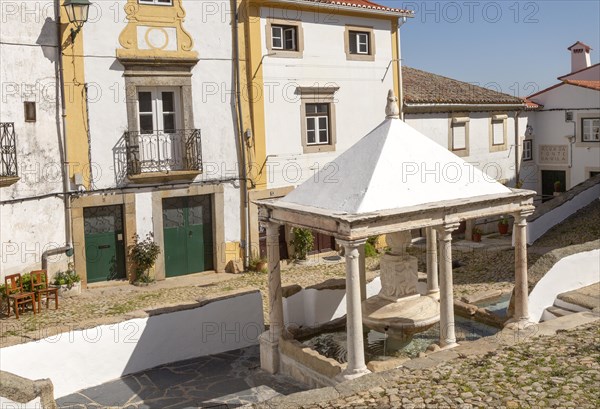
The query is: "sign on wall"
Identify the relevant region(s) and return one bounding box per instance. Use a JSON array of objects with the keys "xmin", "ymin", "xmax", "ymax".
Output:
[{"xmin": 539, "ymin": 145, "xmax": 568, "ymax": 164}]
